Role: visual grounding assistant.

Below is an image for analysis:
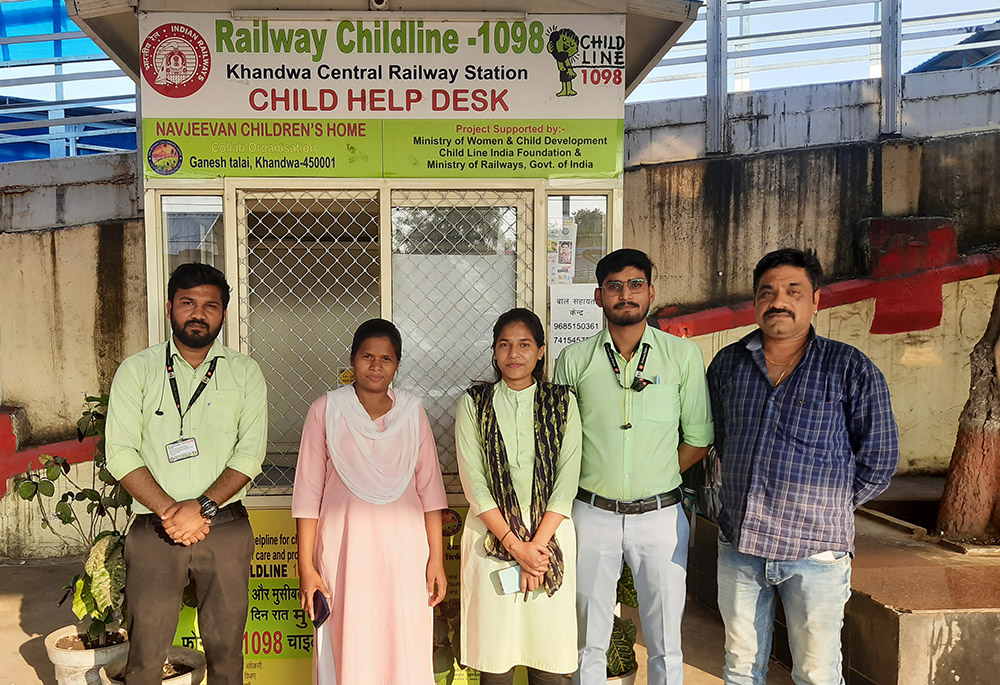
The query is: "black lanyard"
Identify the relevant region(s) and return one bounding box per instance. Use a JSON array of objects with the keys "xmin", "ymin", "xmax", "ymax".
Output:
[
  {"xmin": 166, "ymin": 343, "xmax": 219, "ymax": 436},
  {"xmin": 603, "ymin": 342, "xmax": 652, "ymax": 392}
]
